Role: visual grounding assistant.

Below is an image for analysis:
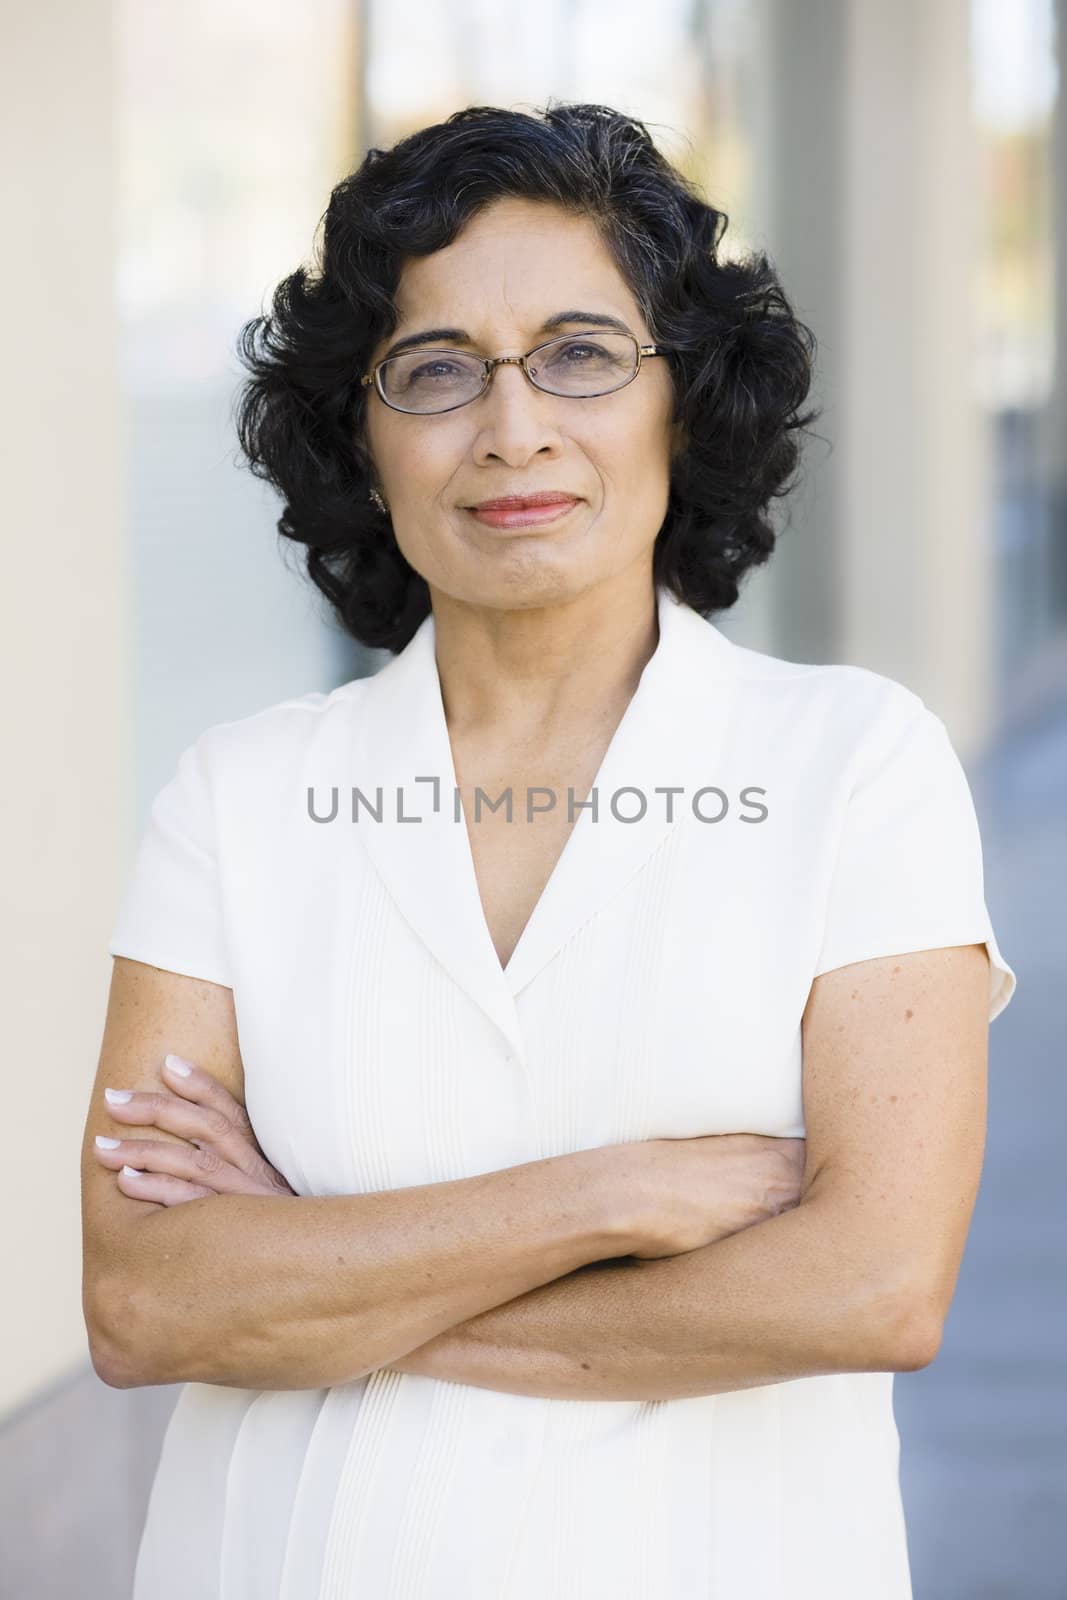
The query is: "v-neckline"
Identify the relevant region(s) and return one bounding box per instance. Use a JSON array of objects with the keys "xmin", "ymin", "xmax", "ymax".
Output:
[
  {"xmin": 441, "ymin": 649, "xmax": 664, "ymax": 980},
  {"xmin": 347, "ymin": 584, "xmax": 740, "ymax": 1059}
]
